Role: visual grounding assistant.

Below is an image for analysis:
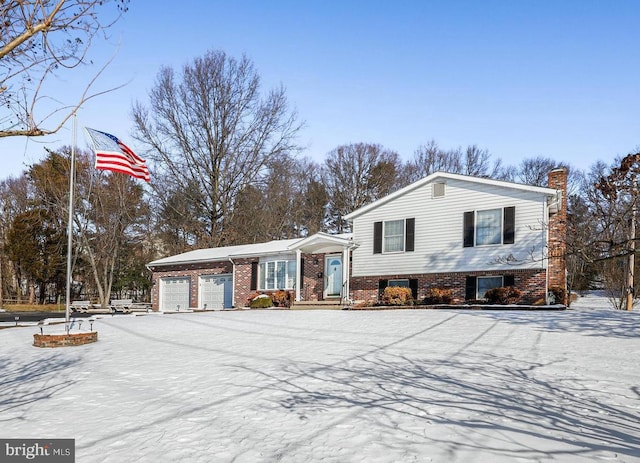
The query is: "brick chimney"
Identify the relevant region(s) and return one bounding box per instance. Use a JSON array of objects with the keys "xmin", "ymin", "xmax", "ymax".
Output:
[{"xmin": 547, "ymin": 167, "xmax": 568, "ymax": 304}]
